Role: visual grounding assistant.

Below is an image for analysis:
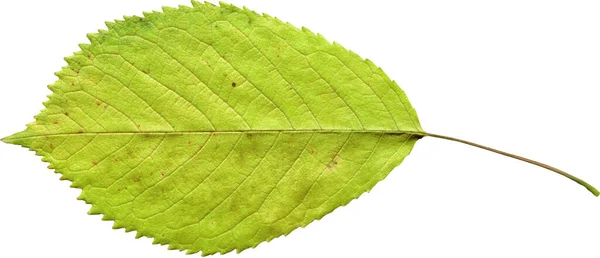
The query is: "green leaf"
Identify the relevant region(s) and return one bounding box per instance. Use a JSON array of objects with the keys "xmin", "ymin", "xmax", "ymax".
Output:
[
  {"xmin": 2, "ymin": 1, "xmax": 423, "ymax": 255},
  {"xmin": 5, "ymin": 1, "xmax": 598, "ymax": 255}
]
